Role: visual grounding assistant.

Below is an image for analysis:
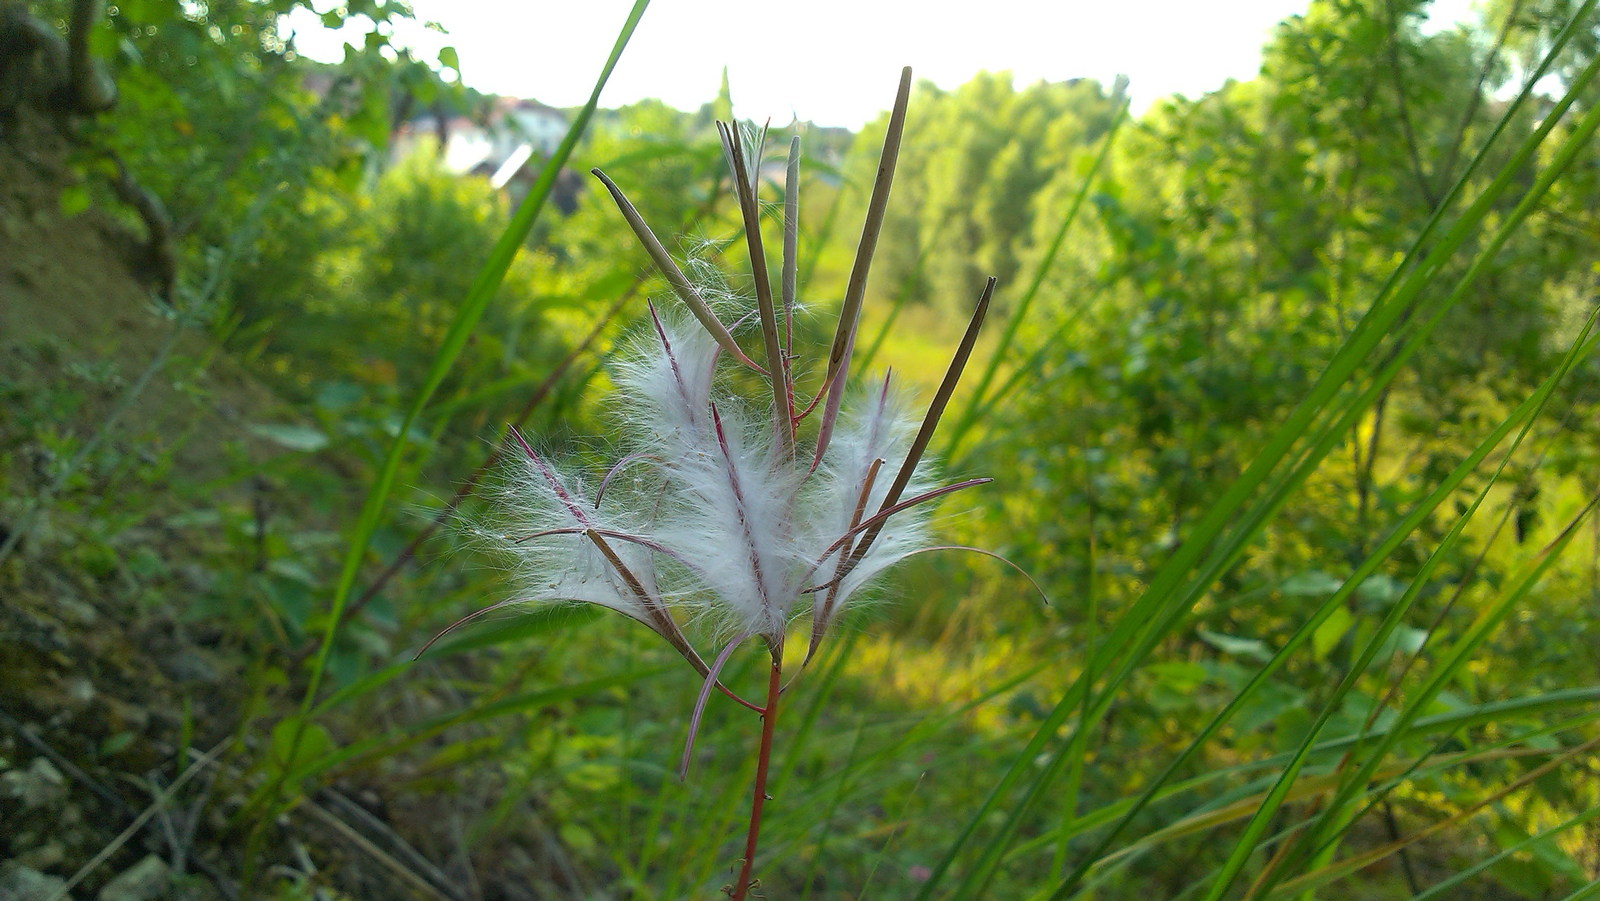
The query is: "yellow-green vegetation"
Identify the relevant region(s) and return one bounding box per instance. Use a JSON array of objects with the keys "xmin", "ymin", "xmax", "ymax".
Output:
[{"xmin": 3, "ymin": 0, "xmax": 1600, "ymax": 899}]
